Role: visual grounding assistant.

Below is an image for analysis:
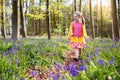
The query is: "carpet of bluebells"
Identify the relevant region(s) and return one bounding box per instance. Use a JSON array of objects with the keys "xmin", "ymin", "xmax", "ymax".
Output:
[{"xmin": 0, "ymin": 37, "xmax": 120, "ymax": 80}]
